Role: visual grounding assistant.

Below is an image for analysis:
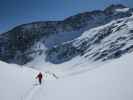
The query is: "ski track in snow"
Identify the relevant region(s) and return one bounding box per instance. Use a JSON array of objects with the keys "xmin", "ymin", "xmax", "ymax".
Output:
[
  {"xmin": 21, "ymin": 80, "xmax": 46, "ymax": 100},
  {"xmin": 21, "ymin": 85, "xmax": 40, "ymax": 100}
]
